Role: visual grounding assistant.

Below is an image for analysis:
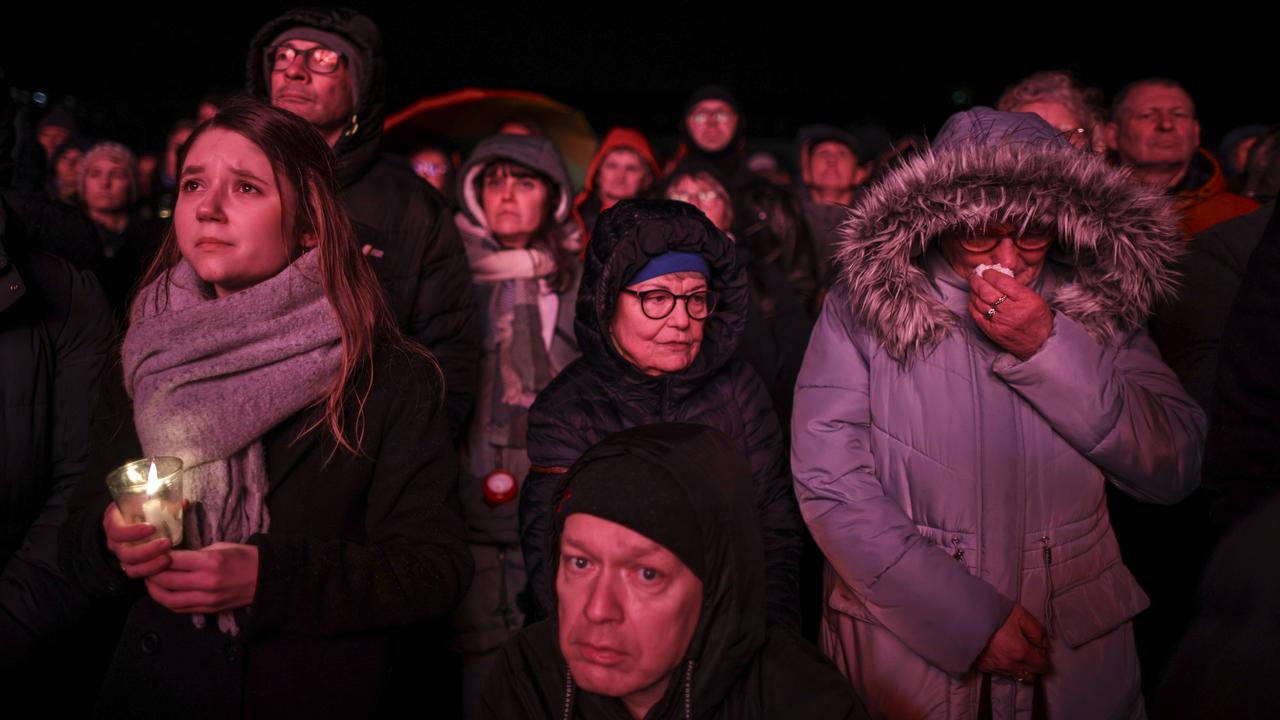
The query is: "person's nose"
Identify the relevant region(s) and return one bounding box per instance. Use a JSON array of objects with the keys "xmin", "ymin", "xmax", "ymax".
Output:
[
  {"xmin": 666, "ymin": 297, "xmax": 692, "ymax": 330},
  {"xmin": 282, "ymin": 53, "xmax": 309, "ymax": 82},
  {"xmin": 992, "ymin": 237, "xmax": 1020, "ymax": 268},
  {"xmin": 1156, "ymin": 111, "xmax": 1175, "ymax": 131},
  {"xmin": 583, "ymin": 572, "xmax": 624, "ymax": 624},
  {"xmin": 196, "ymin": 187, "xmax": 226, "ymax": 223}
]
